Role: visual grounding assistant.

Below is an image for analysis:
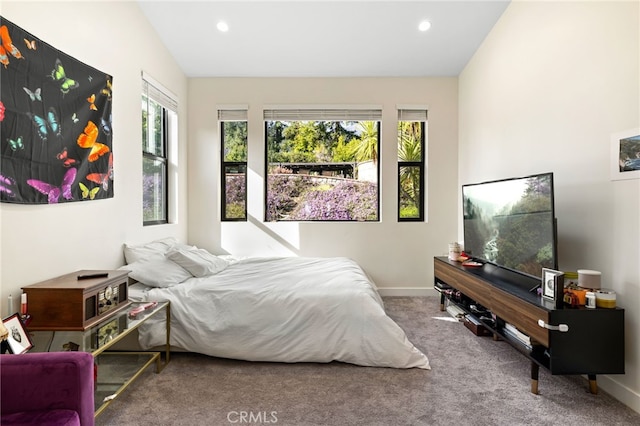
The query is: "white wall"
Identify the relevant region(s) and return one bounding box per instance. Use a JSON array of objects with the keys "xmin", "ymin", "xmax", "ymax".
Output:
[
  {"xmin": 187, "ymin": 77, "xmax": 459, "ymax": 293},
  {"xmin": 0, "ymin": 1, "xmax": 189, "ymax": 317},
  {"xmin": 459, "ymin": 0, "xmax": 640, "ymax": 412}
]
